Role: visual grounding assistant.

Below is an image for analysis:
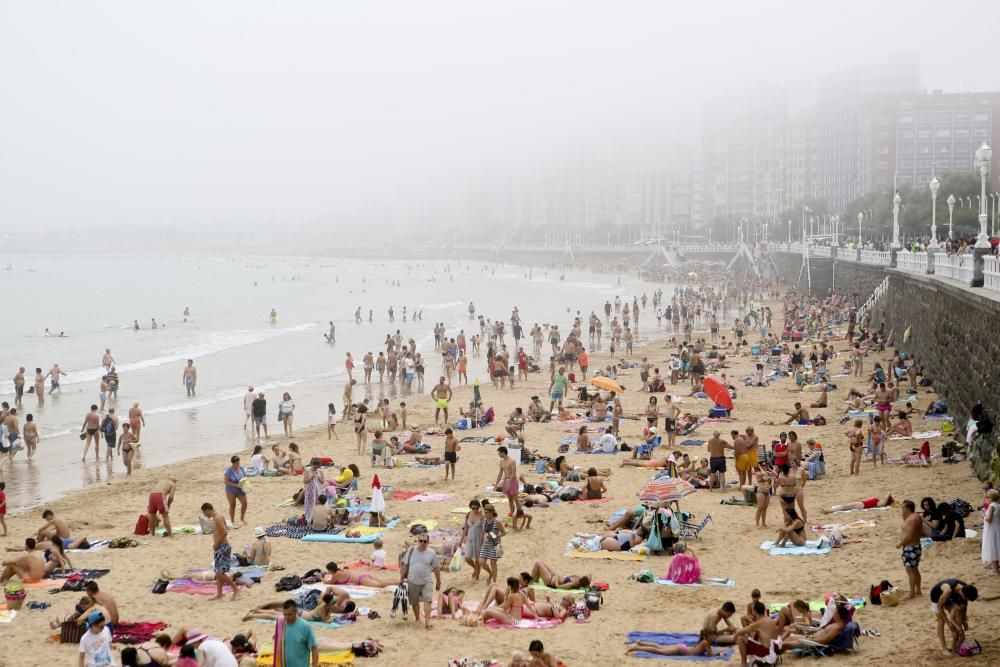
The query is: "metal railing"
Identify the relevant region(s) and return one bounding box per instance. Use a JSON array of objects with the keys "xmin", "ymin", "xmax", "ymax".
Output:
[
  {"xmin": 895, "ymin": 251, "xmax": 928, "ymax": 274},
  {"xmin": 809, "ymin": 246, "xmax": 832, "ymax": 257},
  {"xmin": 934, "ymin": 253, "xmax": 974, "ymax": 284},
  {"xmin": 858, "ymin": 250, "xmax": 891, "ymax": 266},
  {"xmin": 857, "ymin": 276, "xmax": 890, "ymax": 324},
  {"xmin": 982, "ymin": 255, "xmax": 1000, "ymax": 292}
]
